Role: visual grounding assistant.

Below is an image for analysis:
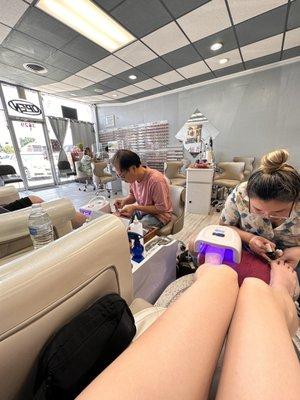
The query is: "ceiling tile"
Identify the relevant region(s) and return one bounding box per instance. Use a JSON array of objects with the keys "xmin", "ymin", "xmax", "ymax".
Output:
[
  {"xmin": 161, "ymin": 0, "xmax": 210, "ymax": 19},
  {"xmin": 149, "ymin": 86, "xmax": 171, "ymax": 95},
  {"xmin": 60, "ymin": 35, "xmax": 110, "ymax": 64},
  {"xmin": 177, "ymin": 0, "xmax": 231, "ymax": 42},
  {"xmin": 132, "ymin": 91, "xmax": 153, "ymax": 100},
  {"xmin": 282, "ymin": 45, "xmax": 300, "ymax": 60},
  {"xmin": 0, "ymin": 62, "xmax": 55, "ymax": 87},
  {"xmin": 111, "ymin": 0, "xmax": 172, "ymax": 37},
  {"xmin": 0, "ymin": 0, "xmax": 28, "ymax": 28},
  {"xmin": 194, "ymin": 27, "xmax": 238, "ymax": 59},
  {"xmin": 141, "ymin": 22, "xmax": 189, "ymax": 56},
  {"xmin": 284, "ymin": 27, "xmax": 300, "ymax": 49},
  {"xmin": 75, "ymin": 94, "xmax": 110, "ymax": 101},
  {"xmin": 177, "ymin": 60, "xmax": 211, "ymax": 78},
  {"xmin": 236, "ymin": 5, "xmax": 287, "ymax": 47},
  {"xmin": 119, "ymin": 96, "xmax": 136, "ymax": 103},
  {"xmin": 104, "ymin": 91, "xmax": 128, "ymax": 99},
  {"xmin": 98, "ymin": 76, "xmax": 128, "ymax": 90},
  {"xmin": 245, "ymin": 52, "xmax": 281, "ymax": 70},
  {"xmin": 45, "ymin": 50, "xmax": 88, "ymax": 74},
  {"xmin": 114, "ymin": 67, "xmax": 149, "ymax": 84},
  {"xmin": 14, "ymin": 7, "xmax": 77, "ymax": 49},
  {"xmin": 228, "ymin": 0, "xmax": 286, "ymax": 24},
  {"xmin": 76, "ymin": 66, "xmax": 111, "ymax": 82},
  {"xmin": 241, "ymin": 33, "xmax": 283, "ymax": 61},
  {"xmin": 93, "ymin": 55, "xmax": 131, "ymax": 75},
  {"xmin": 0, "ymin": 46, "xmax": 71, "ymax": 81},
  {"xmin": 288, "ymin": 0, "xmax": 300, "ymax": 30},
  {"xmin": 137, "ymin": 58, "xmax": 173, "ymax": 77},
  {"xmin": 36, "ymin": 85, "xmax": 58, "ymax": 94},
  {"xmin": 167, "ymin": 80, "xmax": 189, "ymax": 90},
  {"xmin": 2, "ymin": 30, "xmax": 53, "ymax": 62},
  {"xmin": 93, "ymin": 0, "xmax": 125, "ymax": 12},
  {"xmin": 119, "ymin": 85, "xmax": 144, "ymax": 95},
  {"xmin": 214, "ymin": 63, "xmax": 244, "ymax": 77},
  {"xmin": 135, "ymin": 78, "xmax": 162, "ymax": 90},
  {"xmin": 162, "ymin": 44, "xmax": 201, "ymax": 69},
  {"xmin": 0, "ymin": 24, "xmax": 11, "ymax": 44},
  {"xmin": 115, "ymin": 41, "xmax": 156, "ymax": 67},
  {"xmin": 154, "ymin": 70, "xmax": 185, "ymax": 85},
  {"xmin": 188, "ymin": 71, "xmax": 214, "ymax": 84},
  {"xmin": 36, "ymin": 82, "xmax": 78, "ymax": 92},
  {"xmin": 80, "ymin": 82, "xmax": 112, "ymax": 95},
  {"xmin": 205, "ymin": 49, "xmax": 242, "ymax": 71},
  {"xmin": 0, "ymin": 62, "xmax": 27, "ymax": 84},
  {"xmin": 62, "ymin": 75, "xmax": 94, "ymax": 89}
]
